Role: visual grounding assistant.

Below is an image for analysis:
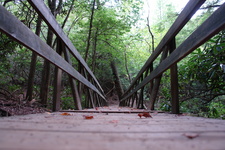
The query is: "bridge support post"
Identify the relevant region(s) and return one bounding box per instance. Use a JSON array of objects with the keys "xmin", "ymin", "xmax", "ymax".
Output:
[
  {"xmin": 53, "ymin": 39, "xmax": 63, "ymax": 111},
  {"xmin": 169, "ymin": 38, "xmax": 179, "ymax": 114}
]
